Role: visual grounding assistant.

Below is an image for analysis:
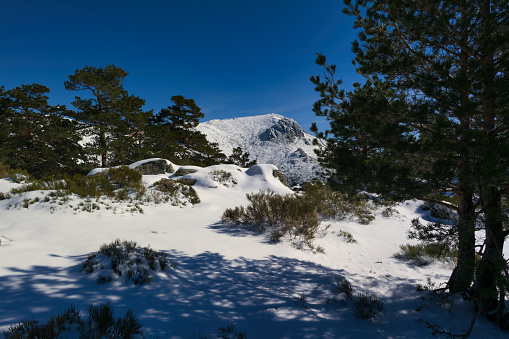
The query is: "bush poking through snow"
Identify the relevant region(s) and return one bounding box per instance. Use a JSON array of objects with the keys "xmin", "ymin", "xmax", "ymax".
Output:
[
  {"xmin": 336, "ymin": 230, "xmax": 357, "ymax": 243},
  {"xmin": 210, "ymin": 169, "xmax": 238, "ymax": 187},
  {"xmin": 335, "ymin": 277, "xmax": 354, "ymax": 299},
  {"xmin": 5, "ymin": 166, "xmax": 200, "ymax": 213},
  {"xmin": 6, "ymin": 168, "xmax": 30, "ymax": 183},
  {"xmin": 107, "ymin": 166, "xmax": 143, "ymax": 189},
  {"xmin": 332, "ymin": 277, "xmax": 384, "ymax": 321},
  {"xmin": 217, "ymin": 322, "xmax": 248, "ymax": 339},
  {"xmin": 10, "ymin": 166, "xmax": 145, "ymax": 201},
  {"xmin": 394, "ymin": 243, "xmax": 457, "ymax": 266},
  {"xmin": 353, "ymin": 293, "xmax": 385, "ymax": 320},
  {"xmin": 82, "ymin": 239, "xmax": 175, "ymax": 285},
  {"xmin": 300, "ymin": 181, "xmax": 375, "ymax": 224},
  {"xmin": 221, "ymin": 190, "xmax": 326, "ymax": 248},
  {"xmin": 151, "ymin": 178, "xmax": 200, "ymax": 205},
  {"xmin": 3, "ymin": 302, "xmax": 144, "ymax": 338}
]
